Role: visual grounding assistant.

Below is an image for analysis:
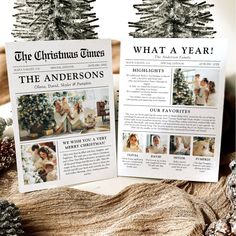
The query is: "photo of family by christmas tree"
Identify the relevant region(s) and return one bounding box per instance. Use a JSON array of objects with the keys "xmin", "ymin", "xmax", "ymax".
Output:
[
  {"xmin": 17, "ymin": 88, "xmax": 110, "ymax": 141},
  {"xmin": 21, "ymin": 142, "xmax": 57, "ymax": 185},
  {"xmin": 172, "ymin": 68, "xmax": 218, "ymax": 106}
]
